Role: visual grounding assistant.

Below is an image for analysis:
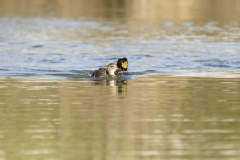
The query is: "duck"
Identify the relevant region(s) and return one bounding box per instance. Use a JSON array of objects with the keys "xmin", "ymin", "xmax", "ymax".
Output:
[{"xmin": 90, "ymin": 58, "xmax": 128, "ymax": 78}]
